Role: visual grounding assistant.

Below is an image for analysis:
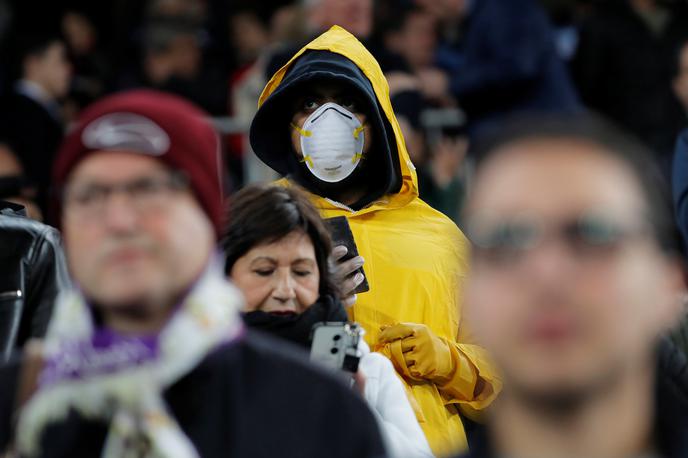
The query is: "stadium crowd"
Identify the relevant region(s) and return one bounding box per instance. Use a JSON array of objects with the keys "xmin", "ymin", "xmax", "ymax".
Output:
[{"xmin": 0, "ymin": 0, "xmax": 687, "ymax": 457}]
